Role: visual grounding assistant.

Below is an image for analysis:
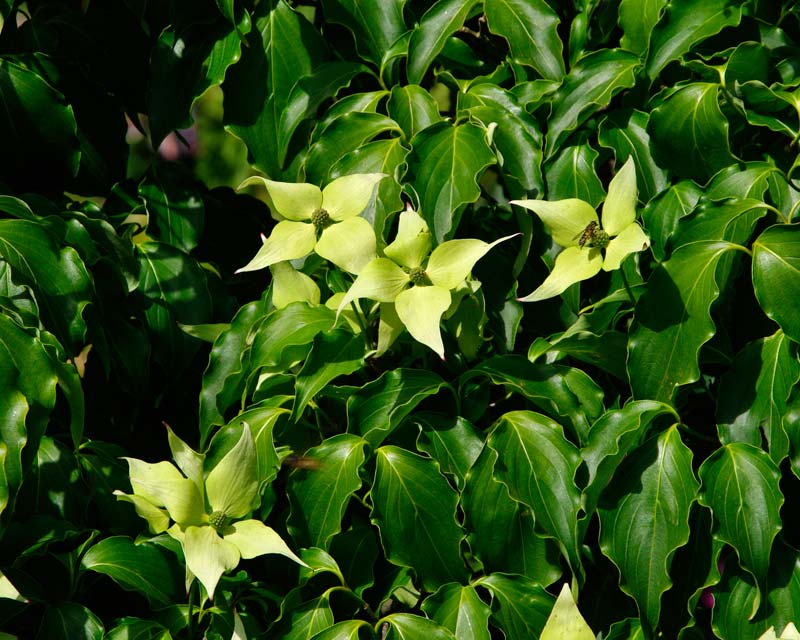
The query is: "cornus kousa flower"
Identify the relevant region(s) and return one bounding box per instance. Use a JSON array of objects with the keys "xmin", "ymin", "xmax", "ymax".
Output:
[
  {"xmin": 510, "ymin": 156, "xmax": 650, "ymax": 302},
  {"xmin": 115, "ymin": 425, "xmax": 305, "ymax": 599},
  {"xmin": 236, "ymin": 173, "xmax": 386, "ymax": 275},
  {"xmin": 337, "ymin": 205, "xmax": 515, "ymax": 359}
]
